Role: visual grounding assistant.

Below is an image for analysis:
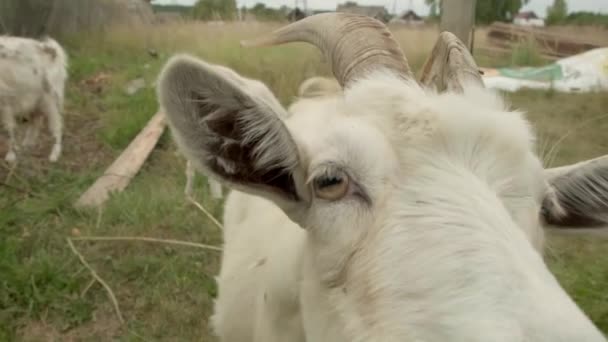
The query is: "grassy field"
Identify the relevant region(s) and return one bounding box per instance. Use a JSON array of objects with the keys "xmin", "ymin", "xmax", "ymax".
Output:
[{"xmin": 1, "ymin": 21, "xmax": 608, "ymax": 341}]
